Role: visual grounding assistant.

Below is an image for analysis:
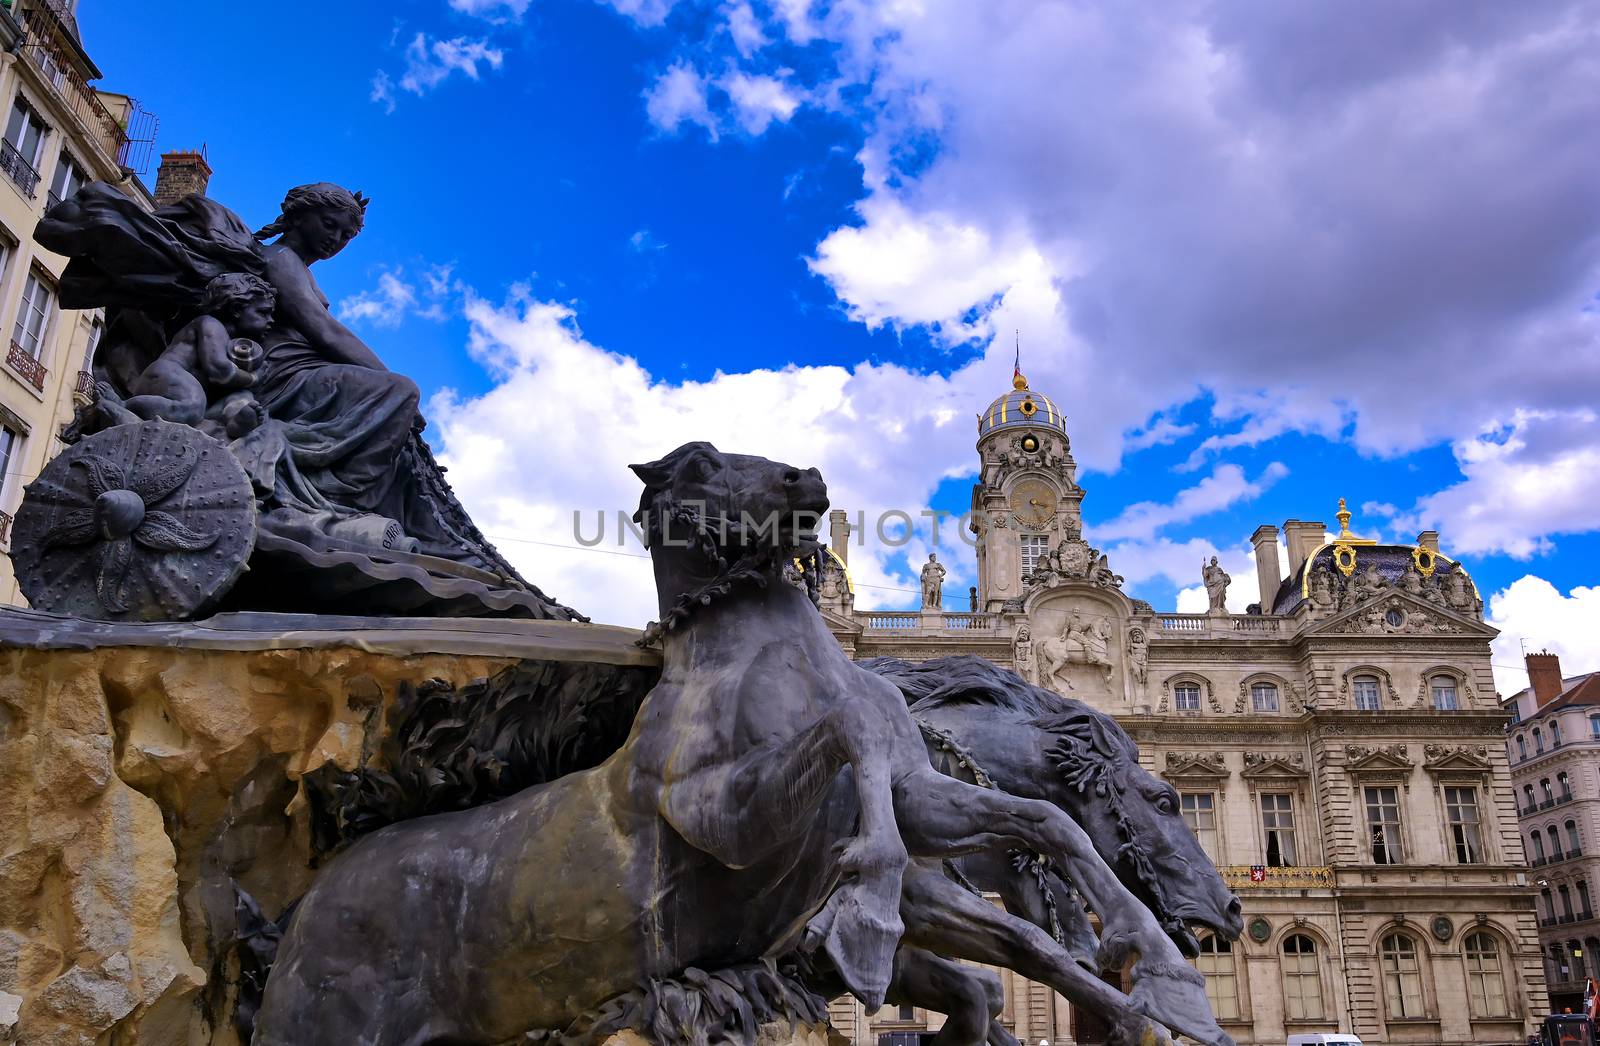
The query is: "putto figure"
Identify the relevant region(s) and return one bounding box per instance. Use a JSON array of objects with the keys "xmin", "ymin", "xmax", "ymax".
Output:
[{"xmin": 99, "ymin": 272, "xmax": 273, "ymax": 427}]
